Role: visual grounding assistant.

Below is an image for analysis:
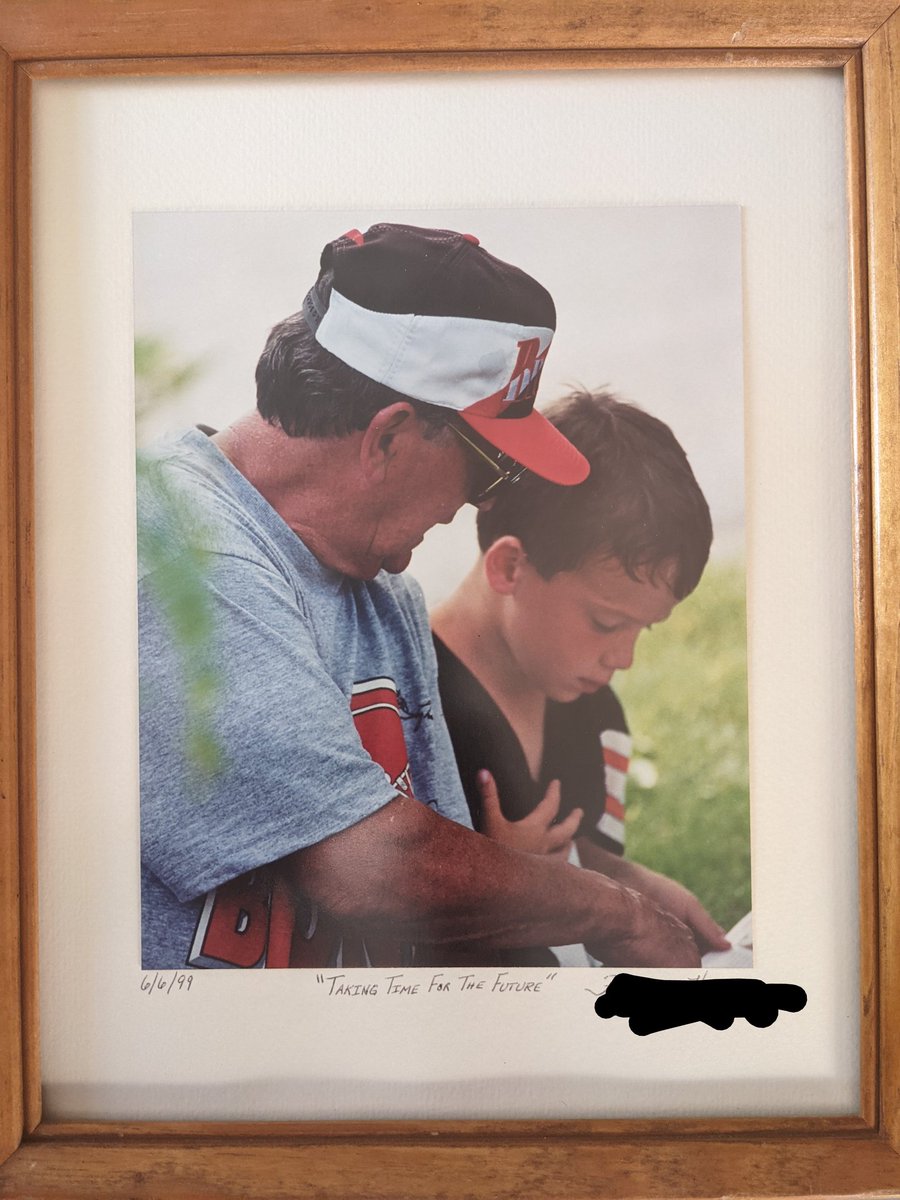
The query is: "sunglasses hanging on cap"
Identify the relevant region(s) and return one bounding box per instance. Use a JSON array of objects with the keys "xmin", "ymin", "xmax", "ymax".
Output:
[{"xmin": 444, "ymin": 419, "xmax": 529, "ymax": 507}]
